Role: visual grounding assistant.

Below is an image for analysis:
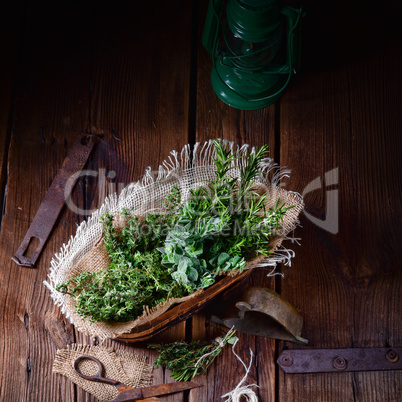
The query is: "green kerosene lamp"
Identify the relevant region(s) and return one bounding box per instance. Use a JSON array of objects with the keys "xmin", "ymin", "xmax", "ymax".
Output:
[{"xmin": 202, "ymin": 0, "xmax": 303, "ymax": 110}]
